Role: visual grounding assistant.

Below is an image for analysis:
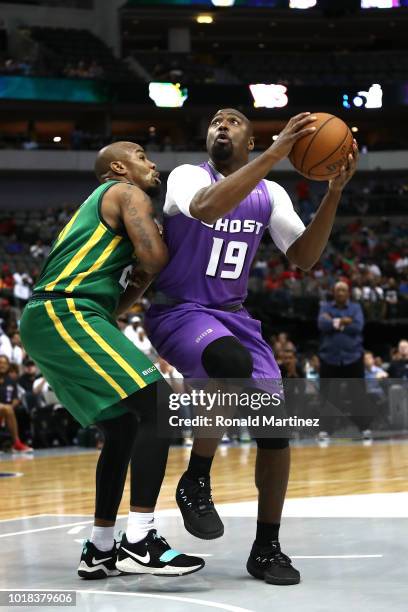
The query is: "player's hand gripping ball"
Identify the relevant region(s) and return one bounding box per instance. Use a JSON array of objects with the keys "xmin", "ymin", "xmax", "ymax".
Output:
[{"xmin": 289, "ymin": 112, "xmax": 354, "ymax": 181}]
